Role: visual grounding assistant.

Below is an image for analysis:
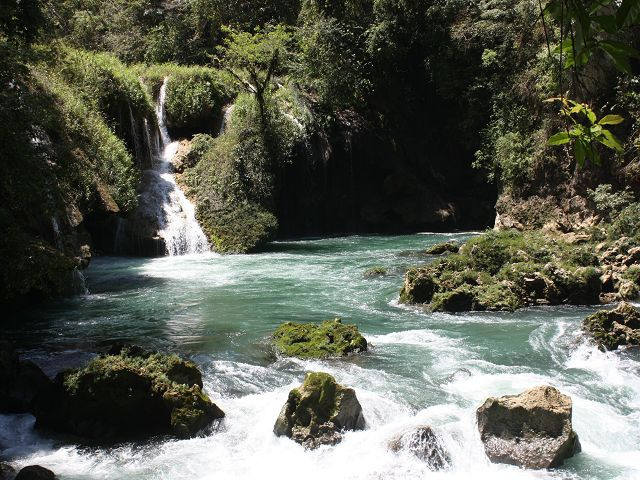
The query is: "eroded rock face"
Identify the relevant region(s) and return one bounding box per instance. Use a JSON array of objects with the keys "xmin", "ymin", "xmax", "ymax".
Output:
[
  {"xmin": 274, "ymin": 372, "xmax": 365, "ymax": 449},
  {"xmin": 33, "ymin": 346, "xmax": 223, "ymax": 441},
  {"xmin": 388, "ymin": 425, "xmax": 450, "ymax": 470},
  {"xmin": 476, "ymin": 386, "xmax": 580, "ymax": 469},
  {"xmin": 0, "ymin": 342, "xmax": 51, "ymax": 414},
  {"xmin": 272, "ymin": 319, "xmax": 367, "ymax": 359},
  {"xmin": 583, "ymin": 302, "xmax": 640, "ymax": 351}
]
